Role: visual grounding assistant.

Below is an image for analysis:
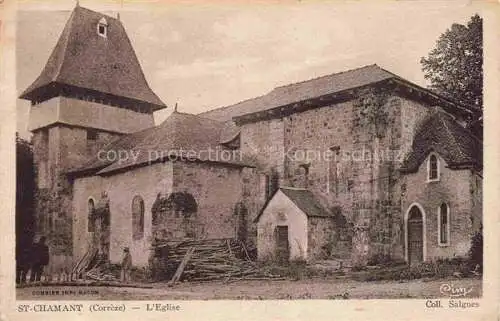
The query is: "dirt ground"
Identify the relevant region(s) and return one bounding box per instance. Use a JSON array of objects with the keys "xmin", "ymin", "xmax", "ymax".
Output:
[{"xmin": 16, "ymin": 277, "xmax": 482, "ymax": 300}]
